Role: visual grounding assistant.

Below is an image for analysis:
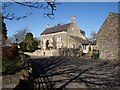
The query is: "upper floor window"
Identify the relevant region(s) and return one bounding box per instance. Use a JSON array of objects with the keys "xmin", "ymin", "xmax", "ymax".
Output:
[
  {"xmin": 56, "ymin": 37, "xmax": 59, "ymax": 42},
  {"xmin": 51, "ymin": 38, "xmax": 53, "ymax": 42},
  {"xmin": 59, "ymin": 36, "xmax": 62, "ymax": 41},
  {"xmin": 57, "ymin": 36, "xmax": 62, "ymax": 42}
]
